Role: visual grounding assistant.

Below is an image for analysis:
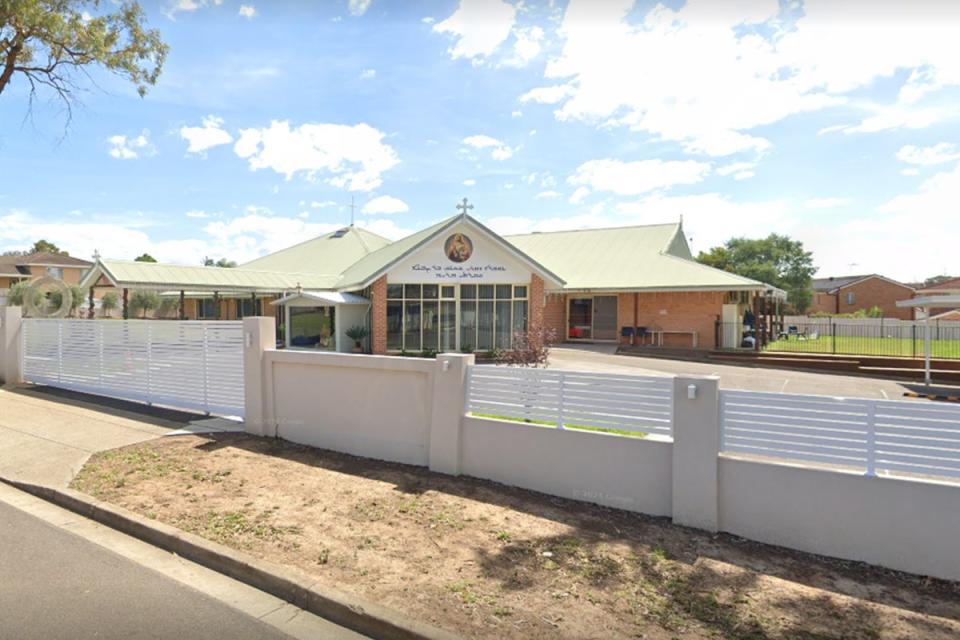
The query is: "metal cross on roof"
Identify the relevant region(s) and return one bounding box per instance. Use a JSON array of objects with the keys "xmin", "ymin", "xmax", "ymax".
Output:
[{"xmin": 456, "ymin": 197, "xmax": 473, "ymax": 216}]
